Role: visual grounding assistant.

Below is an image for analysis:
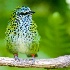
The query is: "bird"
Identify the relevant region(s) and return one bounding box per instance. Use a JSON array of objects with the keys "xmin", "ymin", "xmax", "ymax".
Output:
[{"xmin": 5, "ymin": 6, "xmax": 40, "ymax": 62}]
